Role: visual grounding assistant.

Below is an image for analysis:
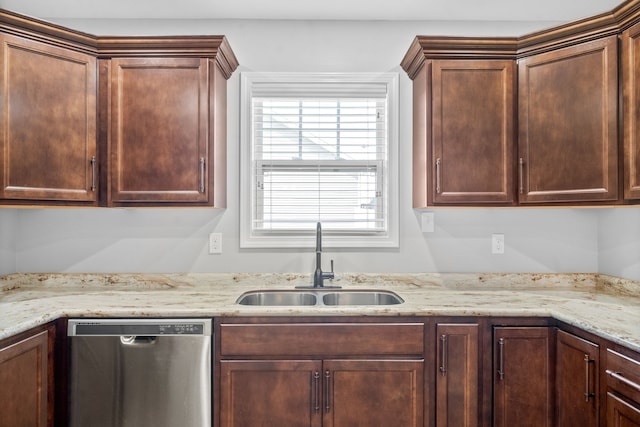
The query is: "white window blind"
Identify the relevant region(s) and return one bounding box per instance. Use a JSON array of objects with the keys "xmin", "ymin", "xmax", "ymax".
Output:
[{"xmin": 240, "ymin": 73, "xmax": 399, "ymax": 248}]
